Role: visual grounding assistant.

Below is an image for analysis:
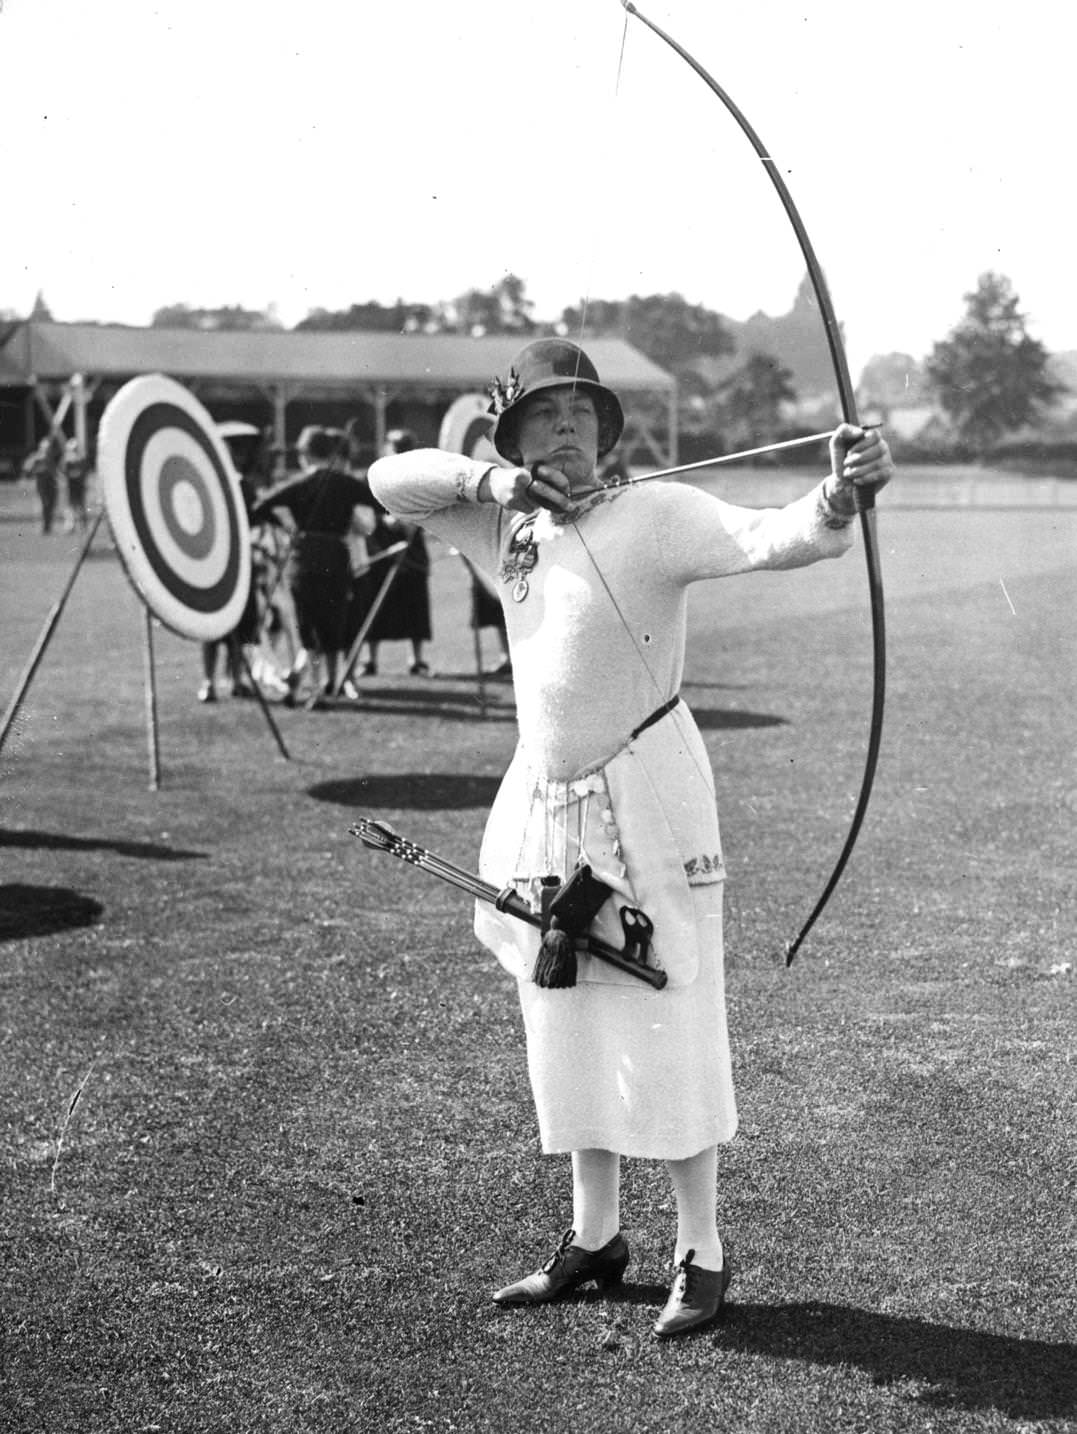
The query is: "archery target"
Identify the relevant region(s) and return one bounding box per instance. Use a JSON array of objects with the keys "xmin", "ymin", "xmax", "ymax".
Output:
[
  {"xmin": 97, "ymin": 375, "xmax": 252, "ymax": 641},
  {"xmin": 438, "ymin": 392, "xmax": 499, "ymax": 461}
]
